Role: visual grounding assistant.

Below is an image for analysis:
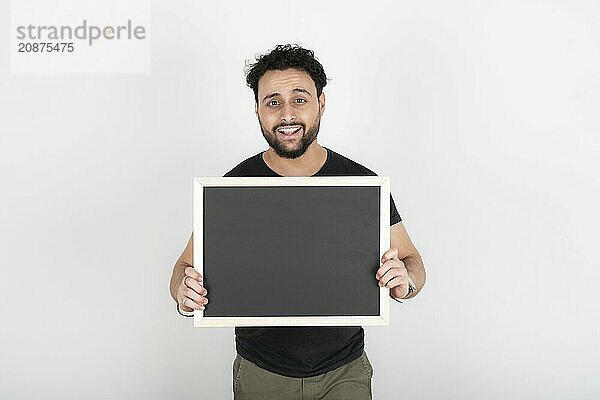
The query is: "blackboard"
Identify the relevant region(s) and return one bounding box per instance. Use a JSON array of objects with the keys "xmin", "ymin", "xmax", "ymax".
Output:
[{"xmin": 192, "ymin": 176, "xmax": 391, "ymax": 327}]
